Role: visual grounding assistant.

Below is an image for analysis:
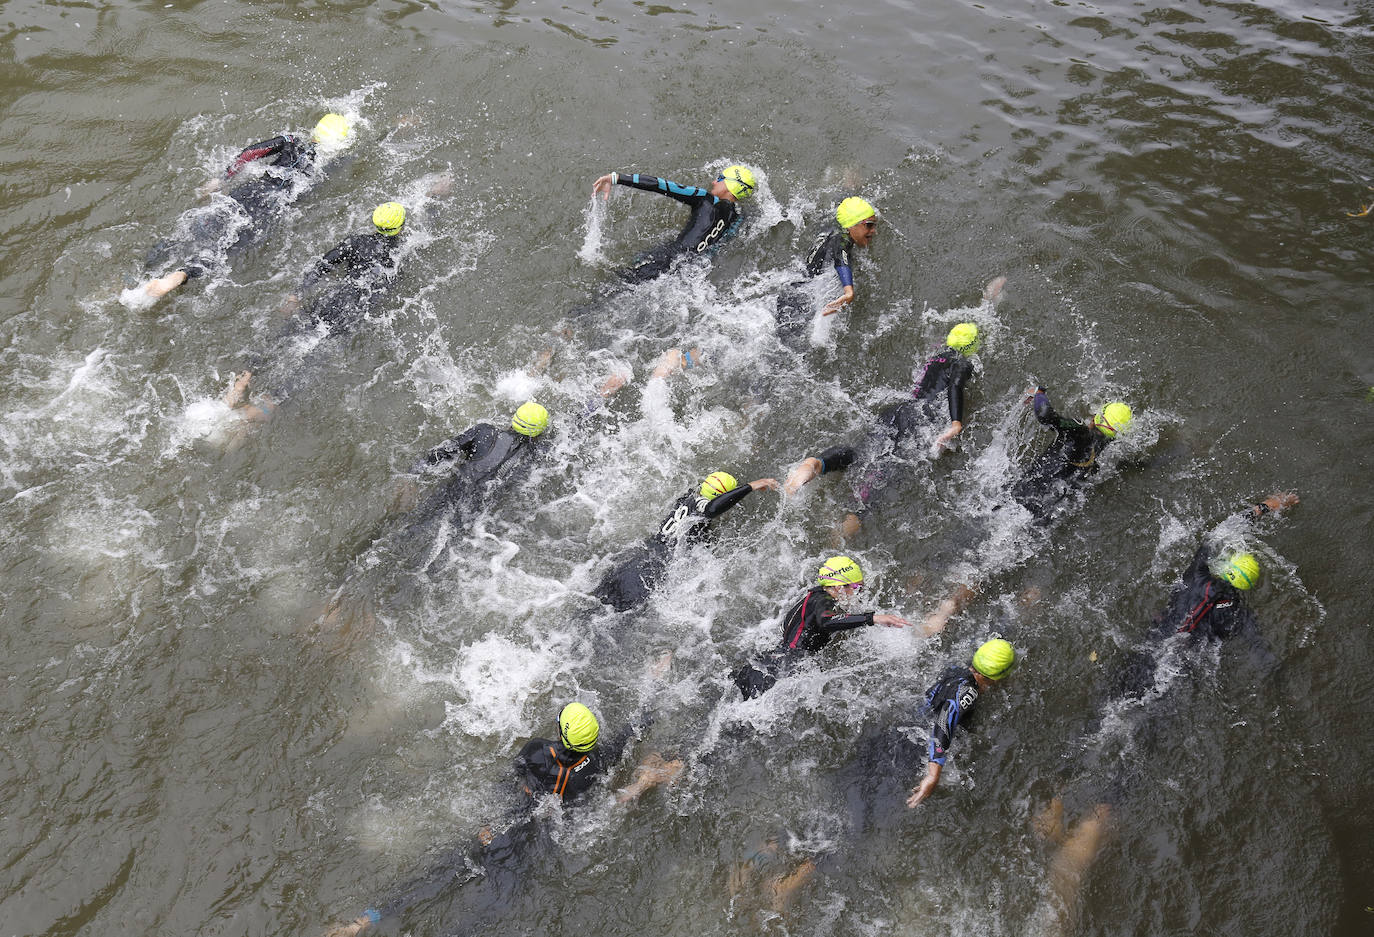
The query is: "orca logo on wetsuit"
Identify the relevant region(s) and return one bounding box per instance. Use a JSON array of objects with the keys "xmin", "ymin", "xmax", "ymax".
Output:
[
  {"xmin": 957, "ymin": 684, "xmax": 978, "ymax": 711},
  {"xmin": 695, "ymin": 218, "xmax": 727, "ymax": 252},
  {"xmin": 658, "ymin": 504, "xmax": 693, "ymax": 539}
]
